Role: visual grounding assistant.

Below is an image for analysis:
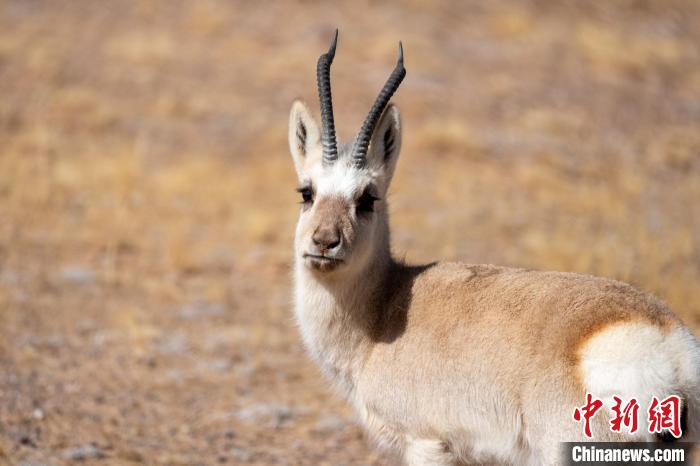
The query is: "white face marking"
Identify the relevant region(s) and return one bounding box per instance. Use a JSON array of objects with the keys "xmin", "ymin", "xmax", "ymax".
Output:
[
  {"xmin": 294, "ymin": 157, "xmax": 386, "ymax": 276},
  {"xmin": 310, "ymin": 160, "xmax": 380, "ymax": 201}
]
